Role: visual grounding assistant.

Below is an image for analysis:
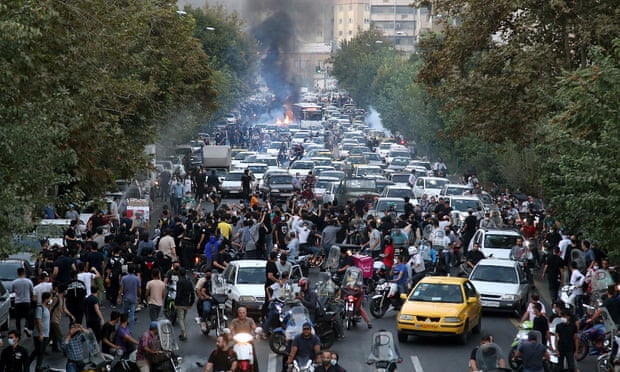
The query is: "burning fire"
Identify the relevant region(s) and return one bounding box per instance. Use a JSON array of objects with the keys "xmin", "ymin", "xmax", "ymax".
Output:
[{"xmin": 275, "ymin": 109, "xmax": 292, "ymax": 125}]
